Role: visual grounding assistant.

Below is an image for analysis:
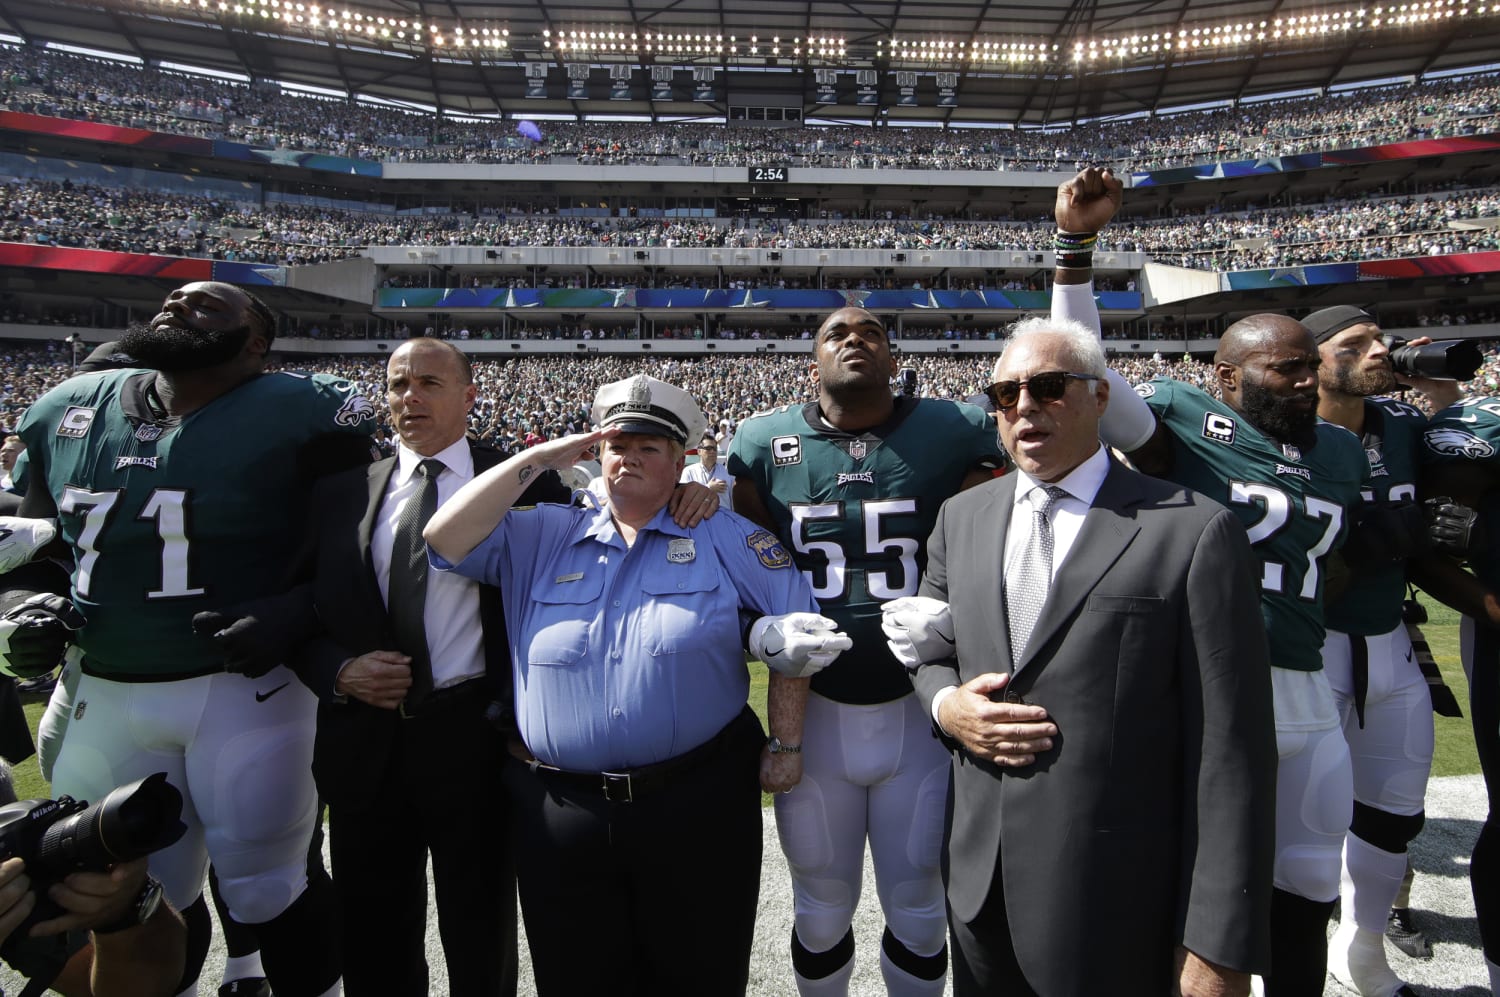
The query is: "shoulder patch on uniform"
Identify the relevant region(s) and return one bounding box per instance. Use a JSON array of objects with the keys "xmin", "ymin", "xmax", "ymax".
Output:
[
  {"xmin": 746, "ymin": 529, "xmax": 792, "ymax": 569},
  {"xmin": 334, "ymin": 392, "xmax": 376, "ymax": 427},
  {"xmin": 771, "ymin": 435, "xmax": 801, "ymax": 466},
  {"xmin": 57, "ymin": 405, "xmax": 96, "ymax": 439},
  {"xmin": 1202, "ymin": 411, "xmax": 1236, "ymax": 445},
  {"xmin": 1425, "ymin": 426, "xmax": 1495, "ymax": 459}
]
